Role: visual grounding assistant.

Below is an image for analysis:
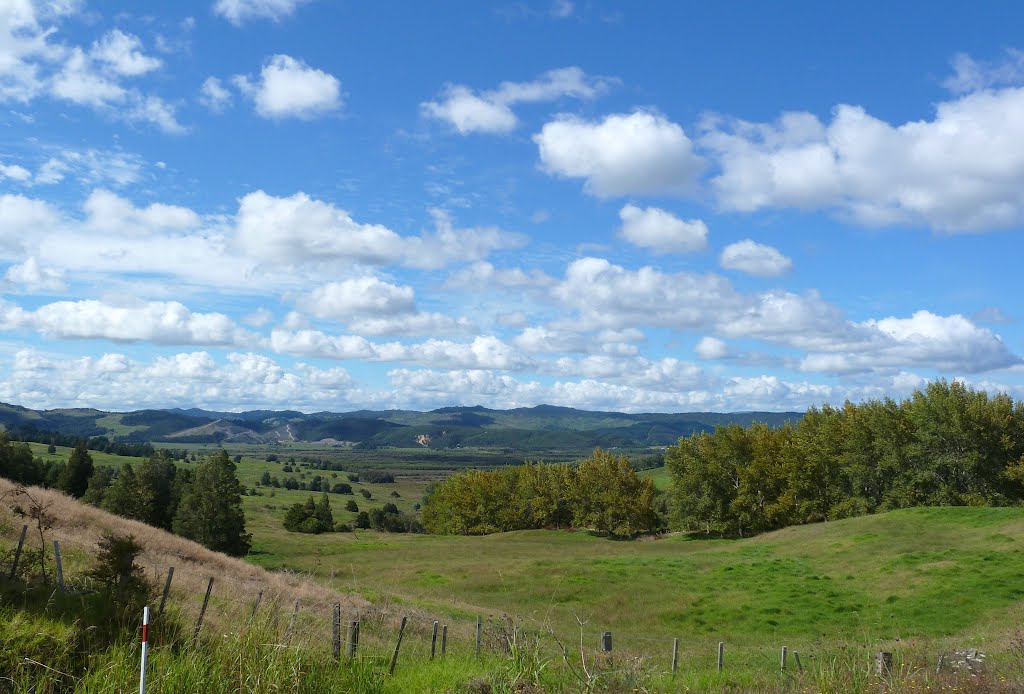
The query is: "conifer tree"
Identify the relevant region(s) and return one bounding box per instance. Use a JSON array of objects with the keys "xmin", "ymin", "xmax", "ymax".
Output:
[
  {"xmin": 173, "ymin": 450, "xmax": 251, "ymax": 556},
  {"xmin": 59, "ymin": 441, "xmax": 93, "ymax": 498}
]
